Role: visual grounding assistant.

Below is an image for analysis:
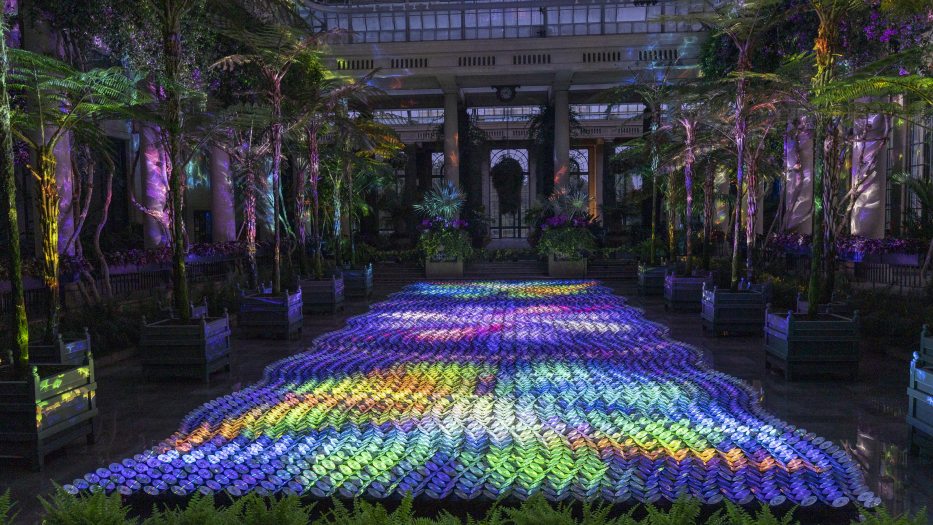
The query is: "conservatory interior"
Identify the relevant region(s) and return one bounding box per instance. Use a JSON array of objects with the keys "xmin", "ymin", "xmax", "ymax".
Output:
[{"xmin": 1, "ymin": 0, "xmax": 933, "ymax": 524}]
